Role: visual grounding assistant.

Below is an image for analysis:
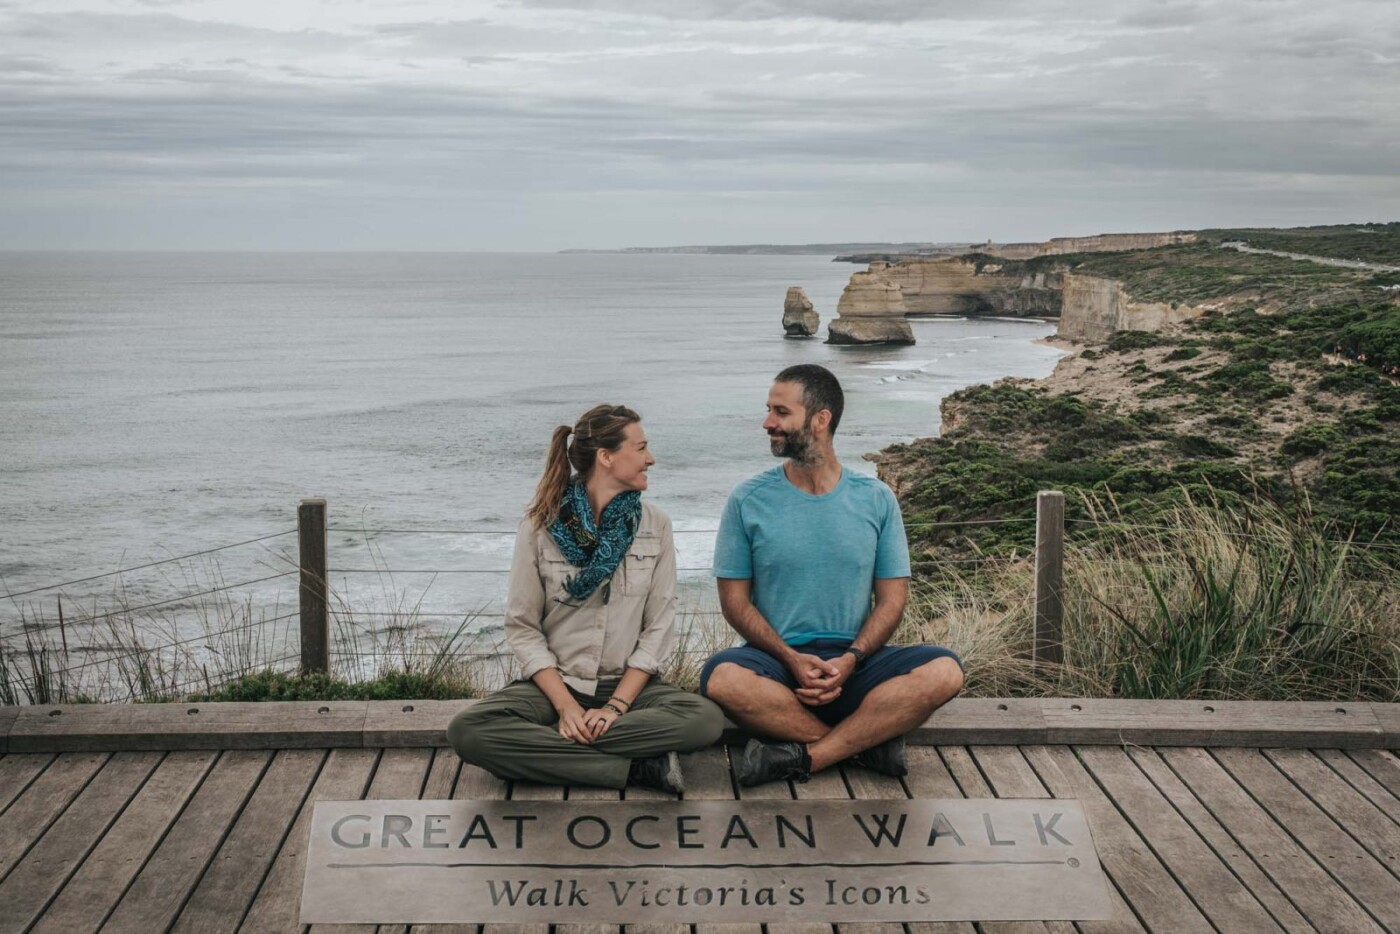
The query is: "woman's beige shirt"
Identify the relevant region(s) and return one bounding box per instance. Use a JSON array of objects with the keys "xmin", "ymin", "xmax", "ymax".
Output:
[{"xmin": 504, "ymin": 501, "xmax": 676, "ymax": 695}]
